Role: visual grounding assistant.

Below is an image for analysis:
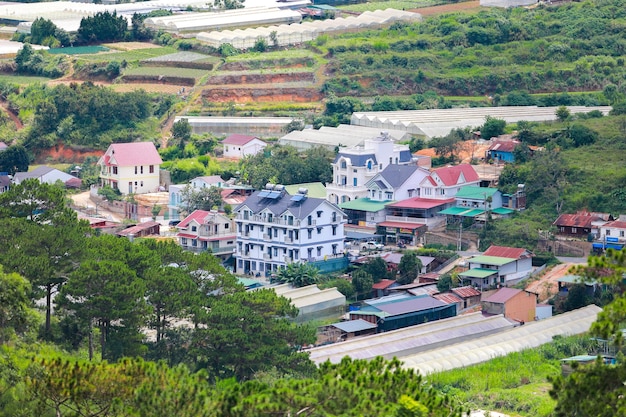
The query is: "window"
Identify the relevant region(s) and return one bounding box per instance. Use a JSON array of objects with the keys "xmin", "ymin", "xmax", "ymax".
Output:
[
  {"xmin": 294, "ymin": 250, "xmax": 299, "ymax": 260},
  {"xmin": 308, "ymin": 248, "xmax": 313, "ymax": 259},
  {"xmin": 181, "ymin": 238, "xmax": 188, "ymax": 245},
  {"xmin": 192, "ymin": 239, "xmax": 197, "ymax": 247},
  {"xmin": 191, "ymin": 226, "xmax": 197, "ymax": 232},
  {"xmin": 340, "ymin": 160, "xmax": 347, "ymax": 169},
  {"xmin": 307, "ymin": 229, "xmax": 313, "ymax": 239},
  {"xmin": 332, "ymin": 212, "xmax": 337, "ymax": 222},
  {"xmin": 135, "ymin": 181, "xmax": 138, "ymax": 186},
  {"xmin": 273, "ymin": 247, "xmax": 278, "ymax": 257},
  {"xmin": 140, "ymin": 181, "xmax": 143, "ymax": 187},
  {"xmin": 332, "ymin": 244, "xmax": 337, "ymax": 255},
  {"xmin": 607, "ymin": 230, "xmax": 611, "ymax": 236},
  {"xmin": 135, "ymin": 166, "xmax": 138, "ymax": 175},
  {"xmin": 621, "ymin": 231, "xmax": 625, "ymax": 237},
  {"xmin": 149, "ymin": 165, "xmax": 154, "ymax": 174},
  {"xmin": 317, "ymin": 227, "xmax": 322, "ymax": 234},
  {"xmin": 317, "ymin": 247, "xmax": 322, "ymax": 256},
  {"xmin": 572, "ymin": 227, "xmax": 577, "ymax": 233},
  {"xmin": 140, "ymin": 166, "xmax": 144, "ymax": 174},
  {"xmin": 353, "ymin": 178, "xmax": 357, "ymax": 186},
  {"xmin": 317, "ymin": 211, "xmax": 323, "ymax": 218},
  {"xmin": 308, "ymin": 215, "xmax": 312, "ymax": 225},
  {"xmin": 367, "ymin": 160, "xmax": 372, "ymax": 170},
  {"xmin": 332, "ymin": 225, "xmax": 337, "ymax": 236},
  {"xmin": 112, "ymin": 166, "xmax": 118, "ymax": 175},
  {"xmin": 225, "ymin": 223, "xmax": 229, "ymax": 229}
]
